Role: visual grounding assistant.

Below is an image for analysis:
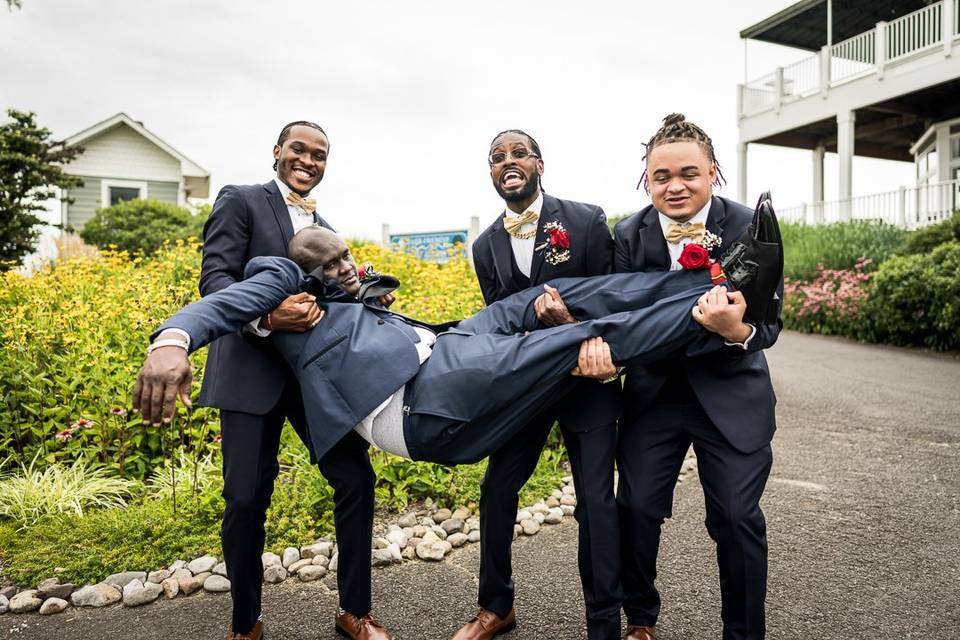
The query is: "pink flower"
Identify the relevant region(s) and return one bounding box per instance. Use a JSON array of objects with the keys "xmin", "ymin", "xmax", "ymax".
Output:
[
  {"xmin": 71, "ymin": 418, "xmax": 95, "ymax": 430},
  {"xmin": 110, "ymin": 408, "xmax": 127, "ymax": 416},
  {"xmin": 55, "ymin": 428, "xmax": 74, "ymax": 441},
  {"xmin": 213, "ymin": 433, "xmax": 223, "ymax": 444}
]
